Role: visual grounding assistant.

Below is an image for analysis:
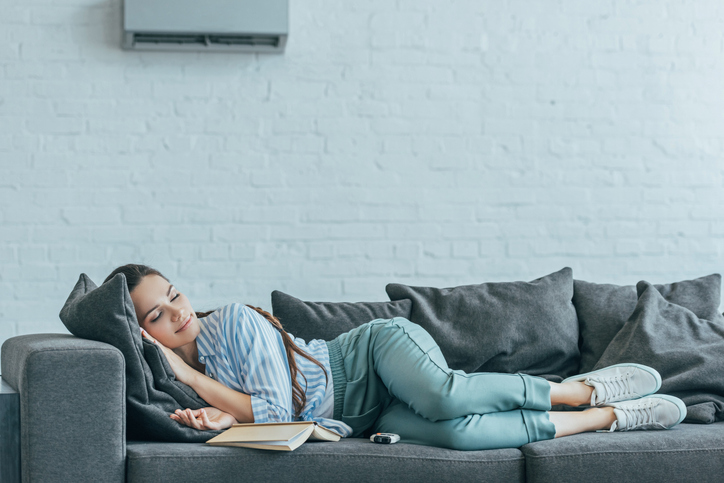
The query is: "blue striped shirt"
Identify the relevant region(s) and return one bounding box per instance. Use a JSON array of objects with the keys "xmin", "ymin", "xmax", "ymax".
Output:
[{"xmin": 195, "ymin": 303, "xmax": 352, "ymax": 437}]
